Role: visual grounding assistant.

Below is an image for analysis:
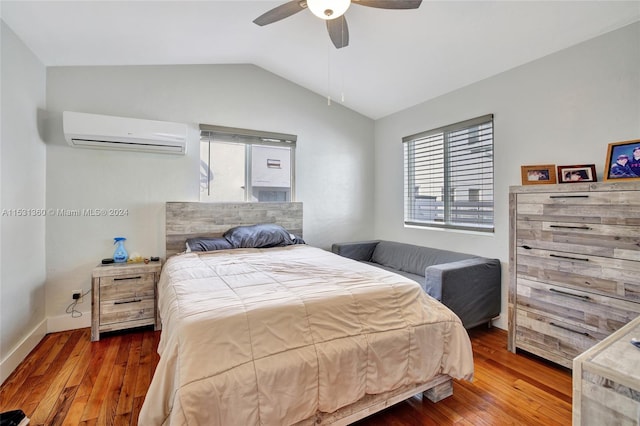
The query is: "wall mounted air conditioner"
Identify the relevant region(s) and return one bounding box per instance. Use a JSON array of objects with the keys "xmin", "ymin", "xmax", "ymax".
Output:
[{"xmin": 63, "ymin": 111, "xmax": 187, "ymax": 154}]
